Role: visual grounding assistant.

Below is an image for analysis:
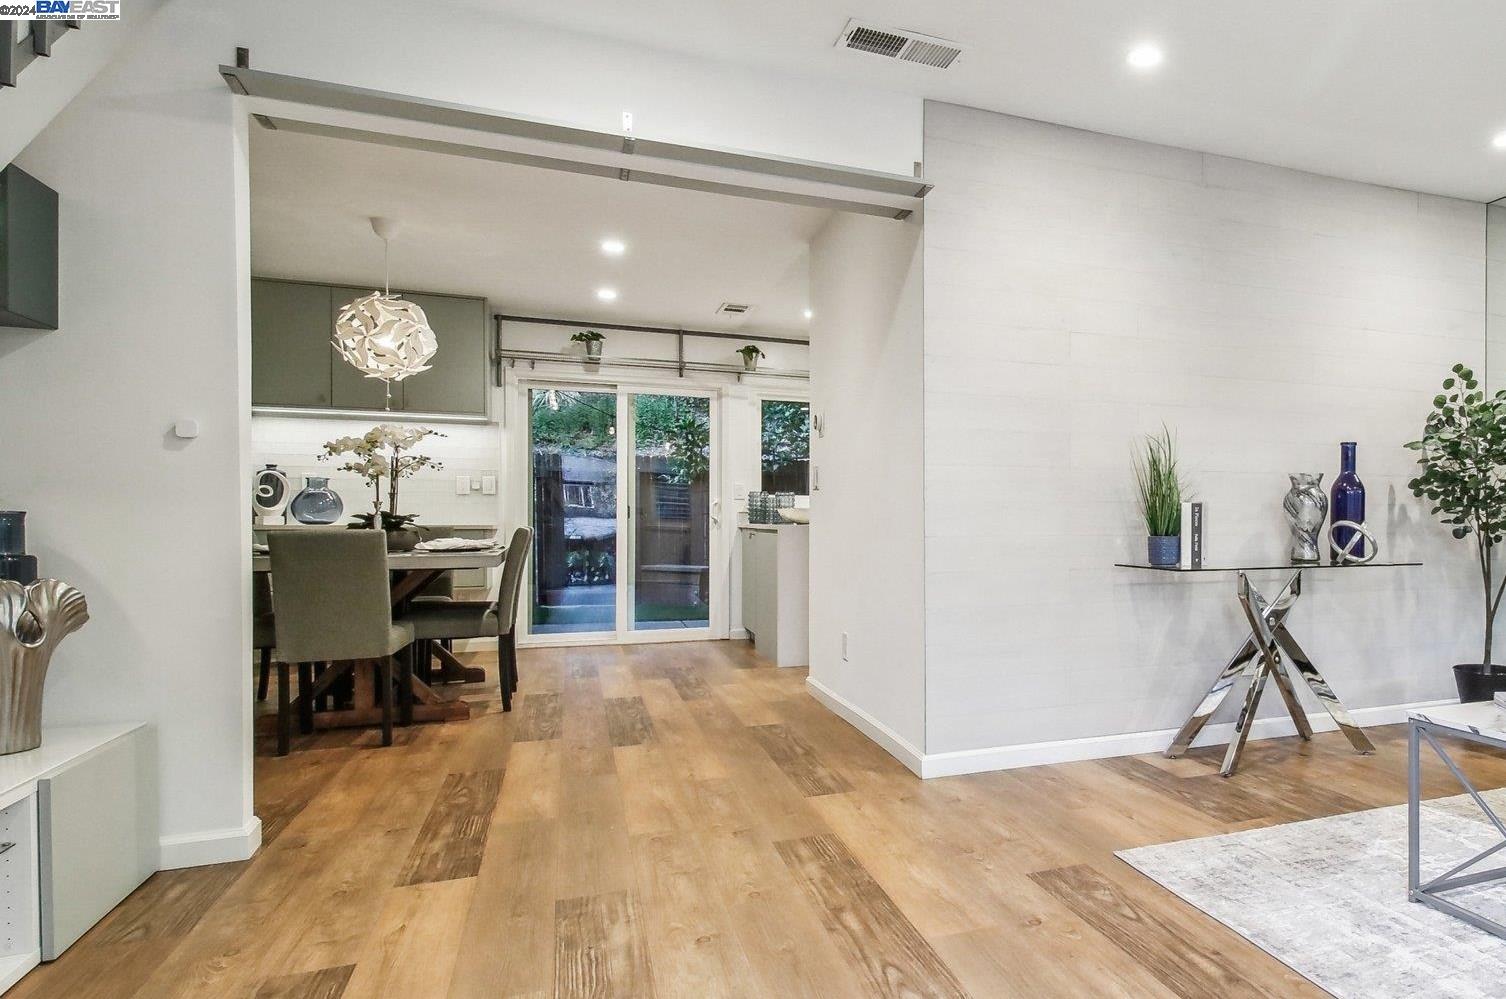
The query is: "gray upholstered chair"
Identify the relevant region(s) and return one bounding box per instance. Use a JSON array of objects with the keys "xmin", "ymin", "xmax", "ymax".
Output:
[
  {"xmin": 267, "ymin": 529, "xmax": 415, "ymax": 755},
  {"xmin": 254, "ymin": 572, "xmax": 276, "ymax": 701},
  {"xmin": 403, "ymin": 526, "xmax": 531, "ymax": 711}
]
